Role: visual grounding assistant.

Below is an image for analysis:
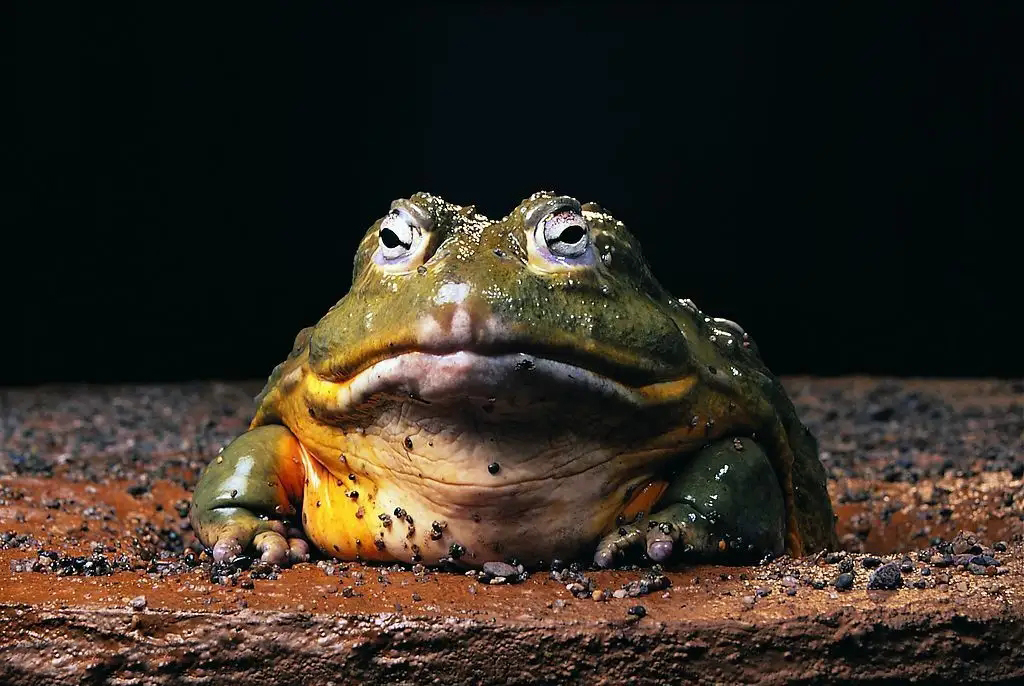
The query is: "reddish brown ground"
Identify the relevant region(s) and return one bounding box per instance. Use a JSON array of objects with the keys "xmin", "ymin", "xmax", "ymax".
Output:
[{"xmin": 1, "ymin": 378, "xmax": 1023, "ymax": 684}]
